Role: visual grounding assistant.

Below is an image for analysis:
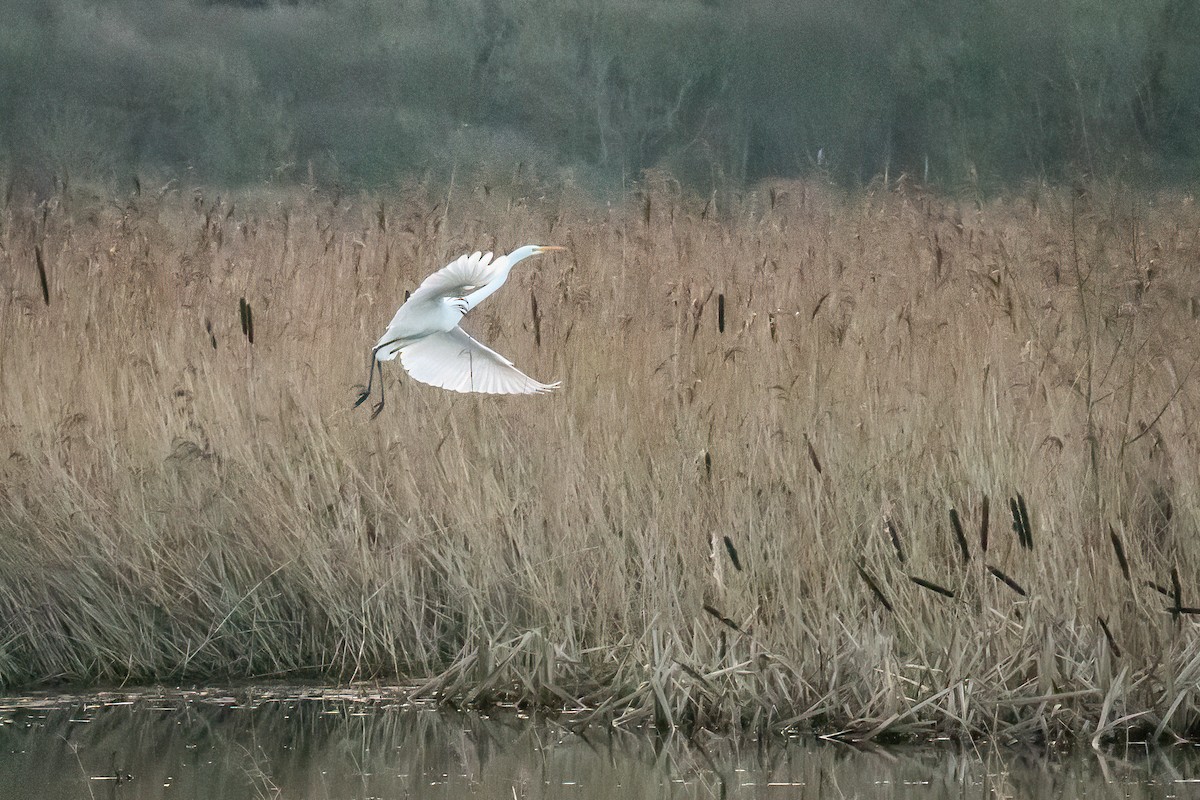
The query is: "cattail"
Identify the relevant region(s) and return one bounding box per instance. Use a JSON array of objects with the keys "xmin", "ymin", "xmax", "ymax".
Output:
[
  {"xmin": 910, "ymin": 576, "xmax": 955, "ymax": 598},
  {"xmin": 980, "ymin": 495, "xmax": 990, "ymax": 553},
  {"xmin": 703, "ymin": 450, "xmax": 712, "ymax": 479},
  {"xmin": 768, "ymin": 311, "xmax": 777, "ymax": 341},
  {"xmin": 35, "ymin": 244, "xmax": 49, "ymax": 306},
  {"xmin": 531, "ymin": 290, "xmax": 542, "ymax": 348},
  {"xmin": 986, "ymin": 564, "xmax": 1028, "ymax": 597},
  {"xmin": 1008, "ymin": 497, "xmax": 1021, "ymax": 546},
  {"xmin": 950, "ymin": 508, "xmax": 970, "ymax": 563},
  {"xmin": 1016, "ymin": 493, "xmax": 1033, "ymax": 549},
  {"xmin": 1145, "ymin": 580, "xmax": 1172, "ymax": 598},
  {"xmin": 1171, "ymin": 566, "xmax": 1182, "ymax": 619},
  {"xmin": 884, "ymin": 516, "xmax": 906, "ymax": 563},
  {"xmin": 702, "ymin": 603, "xmax": 741, "ymax": 632},
  {"xmin": 723, "ymin": 536, "xmax": 743, "ymax": 571},
  {"xmin": 1108, "ymin": 526, "xmax": 1130, "ymax": 581},
  {"xmin": 856, "ymin": 562, "xmax": 894, "ymax": 612},
  {"xmin": 811, "ymin": 292, "xmax": 829, "ymax": 320},
  {"xmin": 804, "ymin": 433, "xmax": 822, "ymax": 474},
  {"xmin": 1097, "ymin": 616, "xmax": 1121, "ymax": 658},
  {"xmin": 238, "ymin": 297, "xmax": 255, "ymax": 344},
  {"xmin": 717, "ymin": 293, "xmax": 726, "ymax": 333},
  {"xmin": 1008, "ymin": 496, "xmax": 1032, "ymax": 549}
]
